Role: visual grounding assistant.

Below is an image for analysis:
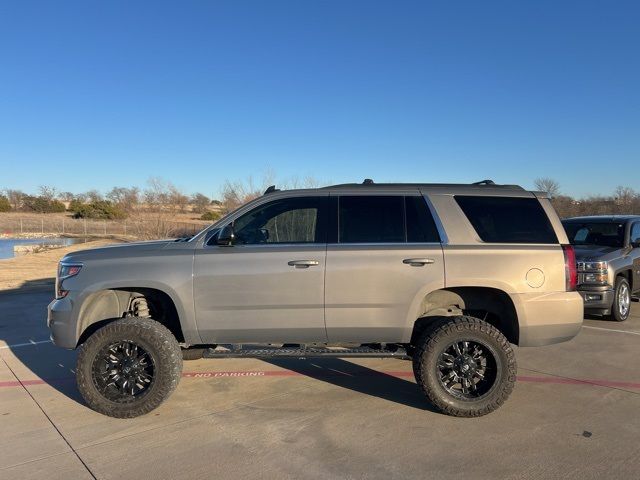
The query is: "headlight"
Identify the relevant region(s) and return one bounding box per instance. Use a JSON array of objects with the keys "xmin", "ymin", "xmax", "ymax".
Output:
[
  {"xmin": 577, "ymin": 261, "xmax": 607, "ymax": 272},
  {"xmin": 56, "ymin": 262, "xmax": 82, "ymax": 299},
  {"xmin": 582, "ymin": 272, "xmax": 608, "ymax": 284},
  {"xmin": 577, "ymin": 261, "xmax": 609, "ymax": 285}
]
